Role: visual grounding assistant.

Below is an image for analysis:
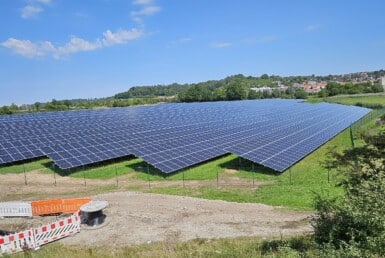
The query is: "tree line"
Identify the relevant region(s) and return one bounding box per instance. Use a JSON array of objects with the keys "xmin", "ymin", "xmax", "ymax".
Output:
[
  {"xmin": 0, "ymin": 97, "xmax": 172, "ymax": 115},
  {"xmin": 176, "ymin": 76, "xmax": 309, "ymax": 102},
  {"xmin": 114, "ymin": 73, "xmax": 383, "ymax": 103},
  {"xmin": 1, "ymin": 71, "xmax": 384, "ymax": 115},
  {"xmin": 319, "ymin": 81, "xmax": 383, "ymax": 97}
]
